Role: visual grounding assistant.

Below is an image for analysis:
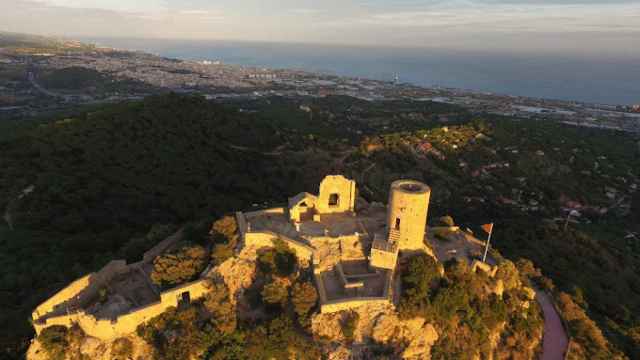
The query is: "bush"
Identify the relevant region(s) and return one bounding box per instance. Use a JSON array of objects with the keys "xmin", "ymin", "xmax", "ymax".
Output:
[
  {"xmin": 291, "ymin": 281, "xmax": 318, "ymax": 323},
  {"xmin": 210, "ymin": 216, "xmax": 238, "ymax": 244},
  {"xmin": 257, "ymin": 239, "xmax": 297, "ymax": 277},
  {"xmin": 38, "ymin": 326, "xmax": 68, "ymax": 360},
  {"xmin": 203, "ymin": 282, "xmax": 237, "ymax": 335},
  {"xmin": 261, "ymin": 281, "xmax": 290, "ymax": 307},
  {"xmin": 136, "ymin": 306, "xmax": 206, "ymax": 360},
  {"xmin": 150, "ymin": 245, "xmax": 207, "ymax": 287},
  {"xmin": 111, "ymin": 337, "xmax": 133, "ymax": 359},
  {"xmin": 401, "ymin": 253, "xmax": 441, "ymax": 306},
  {"xmin": 341, "ymin": 311, "xmax": 360, "ymax": 342},
  {"xmin": 211, "ymin": 243, "xmax": 234, "ymax": 266}
]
